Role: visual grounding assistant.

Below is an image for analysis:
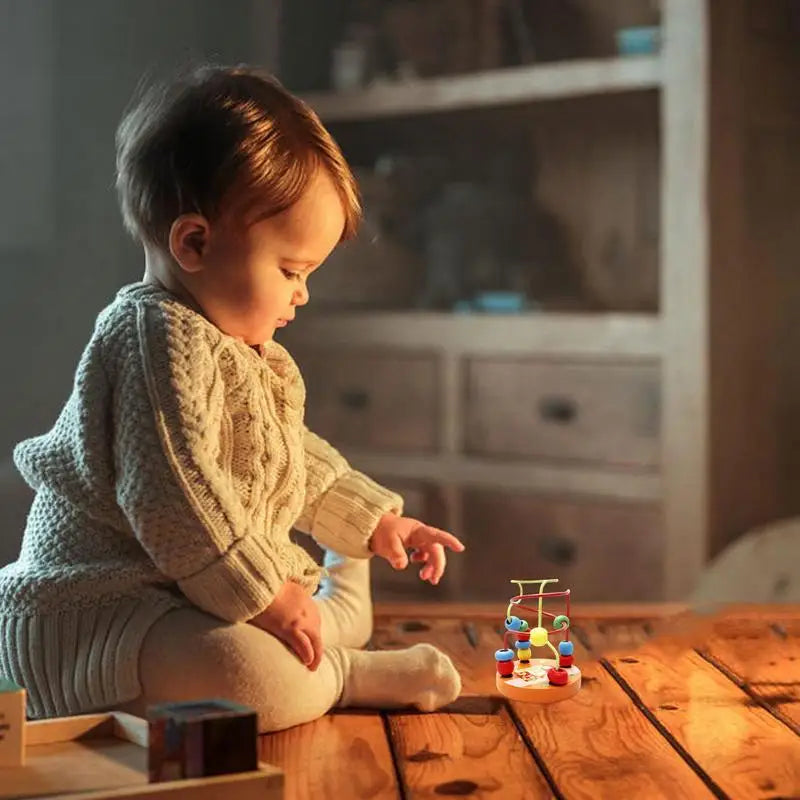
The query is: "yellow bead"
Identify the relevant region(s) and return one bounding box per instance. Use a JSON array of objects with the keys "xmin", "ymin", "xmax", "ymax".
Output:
[{"xmin": 530, "ymin": 626, "xmax": 548, "ymax": 647}]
